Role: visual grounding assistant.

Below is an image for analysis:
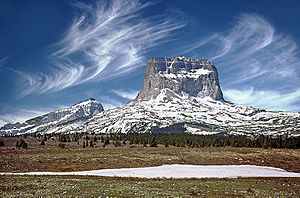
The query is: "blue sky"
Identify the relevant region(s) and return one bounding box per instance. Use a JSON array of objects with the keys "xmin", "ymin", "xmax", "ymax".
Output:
[{"xmin": 0, "ymin": 0, "xmax": 300, "ymax": 126}]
